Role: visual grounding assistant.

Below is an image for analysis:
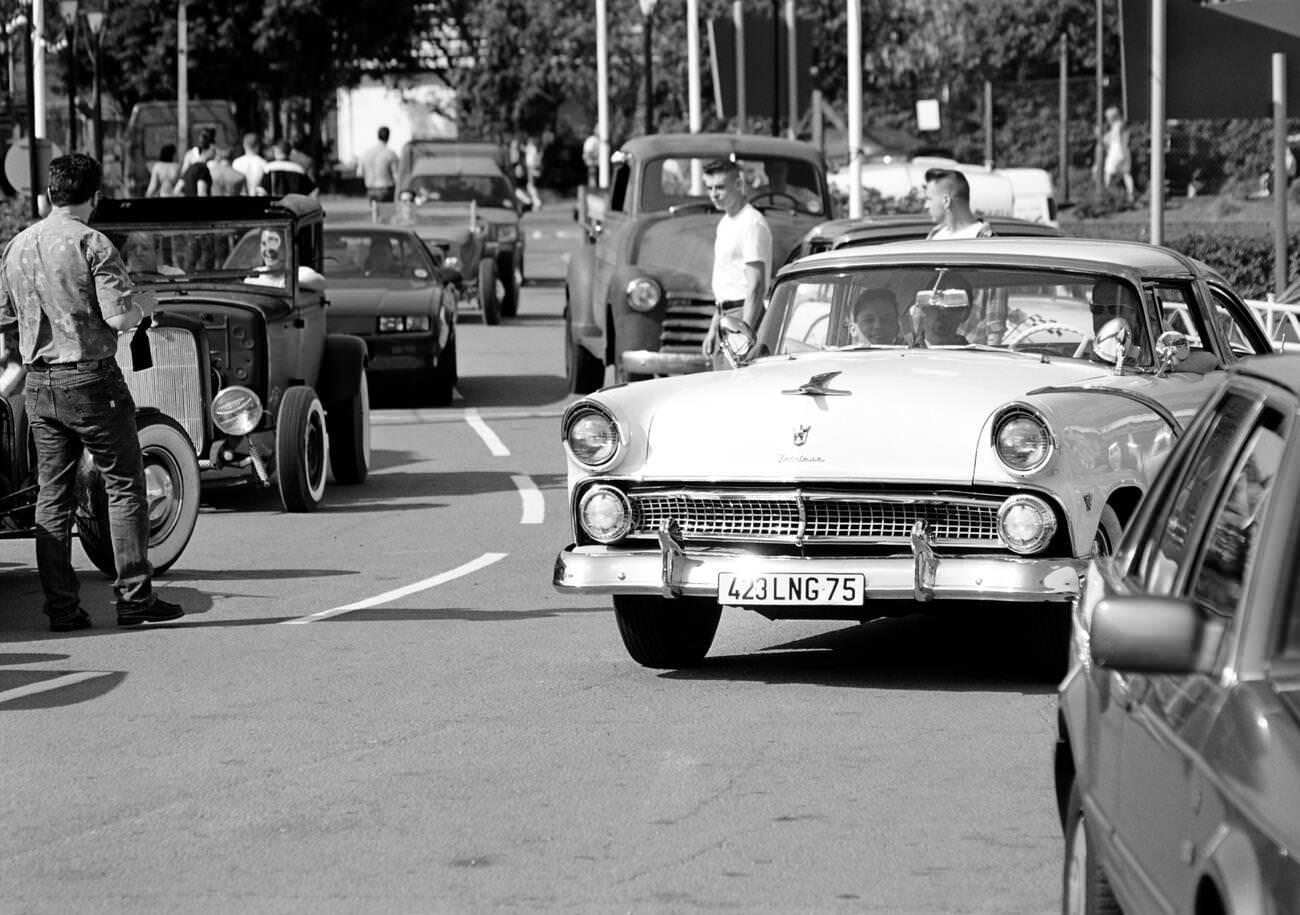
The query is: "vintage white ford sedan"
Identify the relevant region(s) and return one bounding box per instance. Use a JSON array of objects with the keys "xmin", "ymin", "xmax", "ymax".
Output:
[{"xmin": 553, "ymin": 238, "xmax": 1277, "ymax": 668}]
